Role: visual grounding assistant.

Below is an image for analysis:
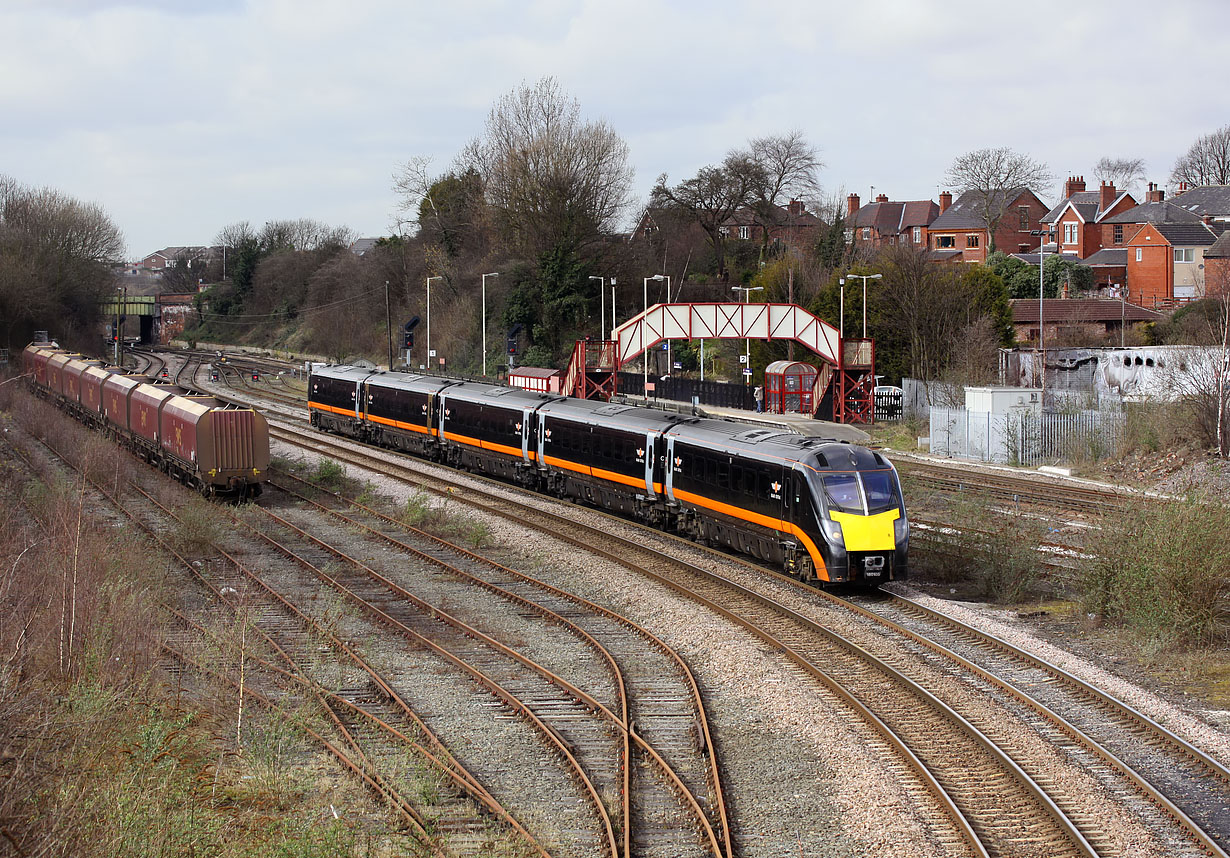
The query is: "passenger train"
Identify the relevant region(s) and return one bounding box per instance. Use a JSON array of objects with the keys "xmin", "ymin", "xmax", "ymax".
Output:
[{"xmin": 308, "ymin": 365, "xmax": 908, "ymax": 585}]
